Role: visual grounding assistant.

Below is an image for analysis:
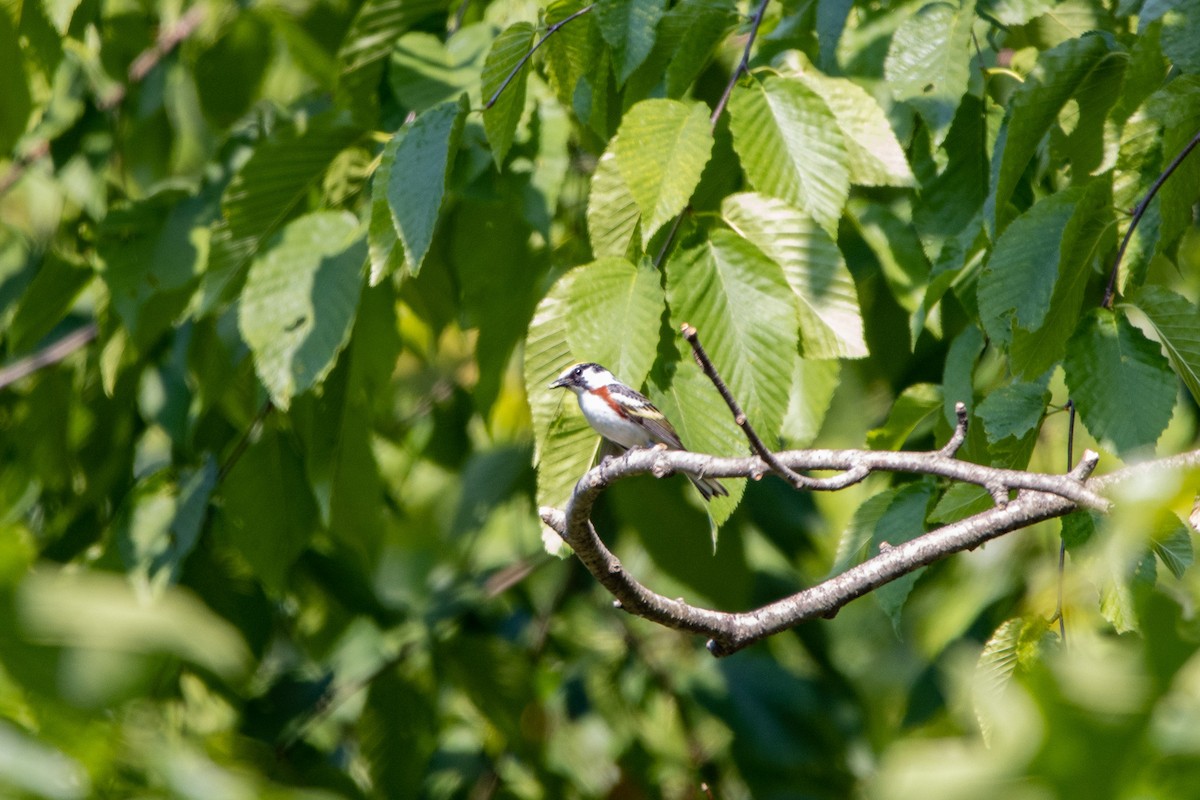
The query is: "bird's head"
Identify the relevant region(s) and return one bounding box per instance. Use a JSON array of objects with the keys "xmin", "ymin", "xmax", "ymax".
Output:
[{"xmin": 549, "ymin": 362, "xmax": 613, "ymax": 394}]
